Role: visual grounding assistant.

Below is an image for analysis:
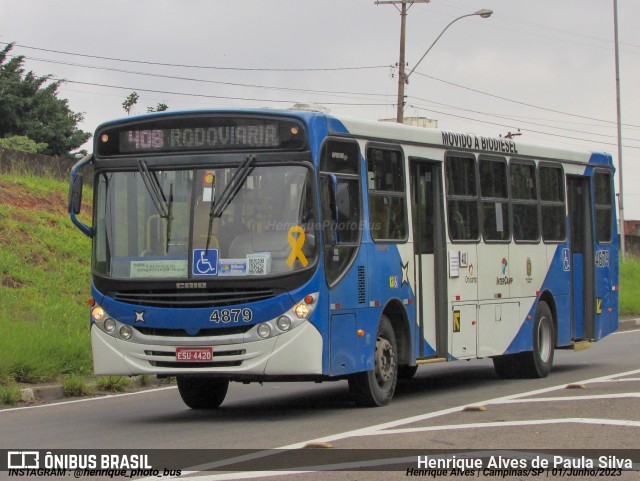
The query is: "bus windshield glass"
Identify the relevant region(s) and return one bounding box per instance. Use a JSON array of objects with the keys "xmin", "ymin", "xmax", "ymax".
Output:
[{"xmin": 93, "ymin": 164, "xmax": 317, "ymax": 279}]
